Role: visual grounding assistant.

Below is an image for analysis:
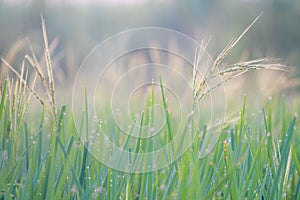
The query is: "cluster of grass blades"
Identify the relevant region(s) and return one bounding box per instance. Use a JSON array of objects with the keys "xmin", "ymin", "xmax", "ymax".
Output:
[
  {"xmin": 0, "ymin": 14, "xmax": 299, "ymax": 199},
  {"xmin": 0, "ymin": 77, "xmax": 299, "ymax": 199}
]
